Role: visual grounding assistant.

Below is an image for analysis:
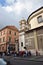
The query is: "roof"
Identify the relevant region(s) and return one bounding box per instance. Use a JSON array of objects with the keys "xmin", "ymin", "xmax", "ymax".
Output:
[
  {"xmin": 0, "ymin": 26, "xmax": 19, "ymax": 32},
  {"xmin": 25, "ymin": 26, "xmax": 43, "ymax": 33},
  {"xmin": 27, "ymin": 6, "xmax": 43, "ymax": 22}
]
